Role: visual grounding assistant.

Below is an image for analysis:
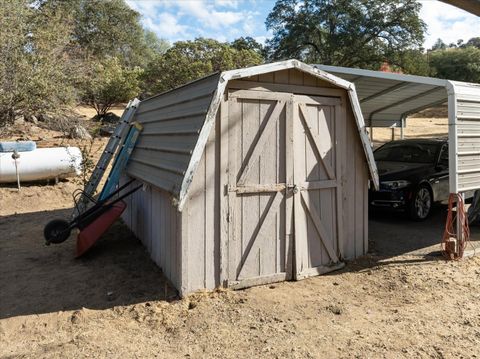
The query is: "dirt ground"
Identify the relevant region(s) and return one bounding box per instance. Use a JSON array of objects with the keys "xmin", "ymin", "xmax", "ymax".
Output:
[{"xmin": 2, "ymin": 115, "xmax": 480, "ymax": 358}]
